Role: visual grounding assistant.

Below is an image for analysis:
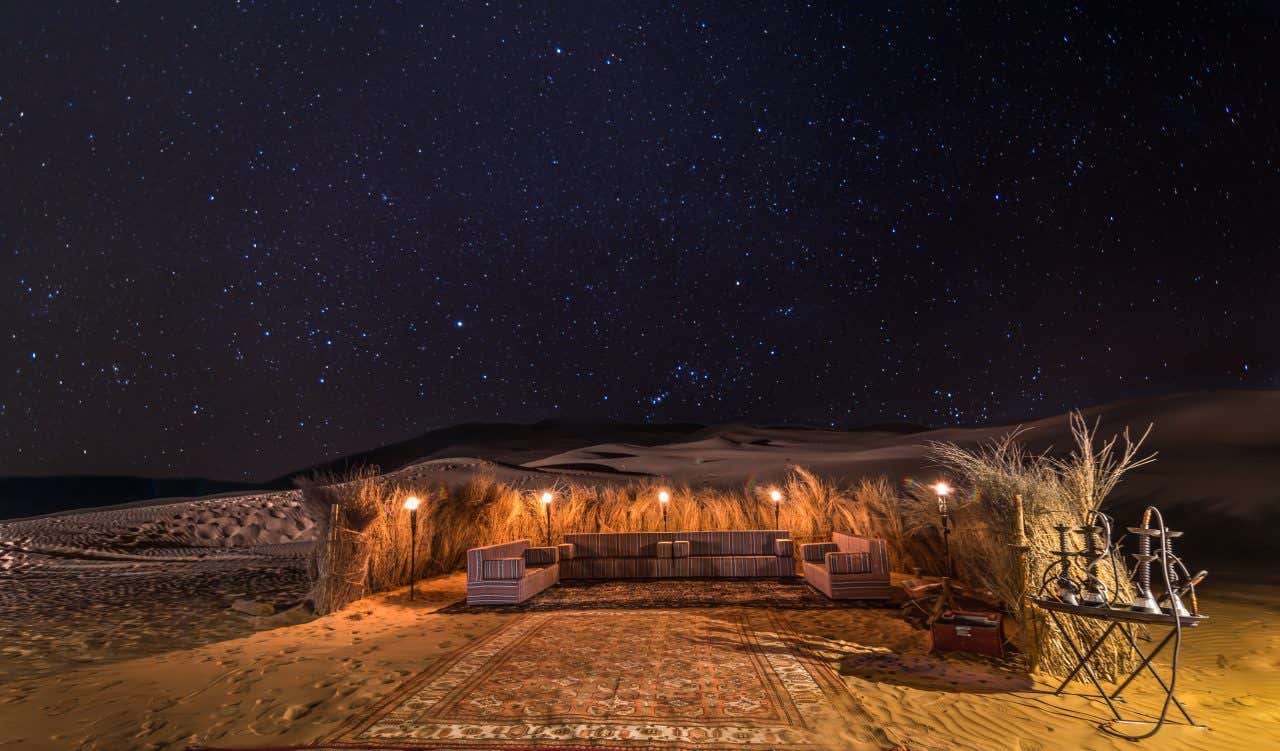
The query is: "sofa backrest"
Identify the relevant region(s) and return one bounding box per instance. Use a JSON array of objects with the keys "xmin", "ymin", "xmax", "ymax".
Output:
[
  {"xmin": 833, "ymin": 532, "xmax": 890, "ymax": 574},
  {"xmin": 466, "ymin": 539, "xmax": 530, "ymax": 583},
  {"xmin": 684, "ymin": 530, "xmax": 788, "ymax": 556},
  {"xmin": 563, "ymin": 530, "xmax": 789, "ymax": 558},
  {"xmin": 562, "ymin": 532, "xmax": 672, "ymax": 559}
]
